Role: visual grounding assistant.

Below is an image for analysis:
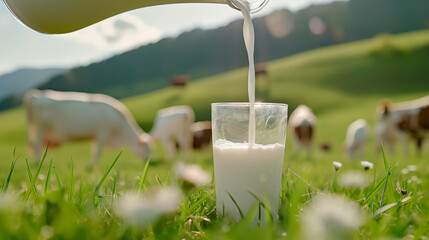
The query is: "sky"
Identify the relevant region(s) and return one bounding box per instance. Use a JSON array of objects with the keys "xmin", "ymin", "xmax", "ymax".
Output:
[{"xmin": 0, "ymin": 0, "xmax": 338, "ymax": 75}]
